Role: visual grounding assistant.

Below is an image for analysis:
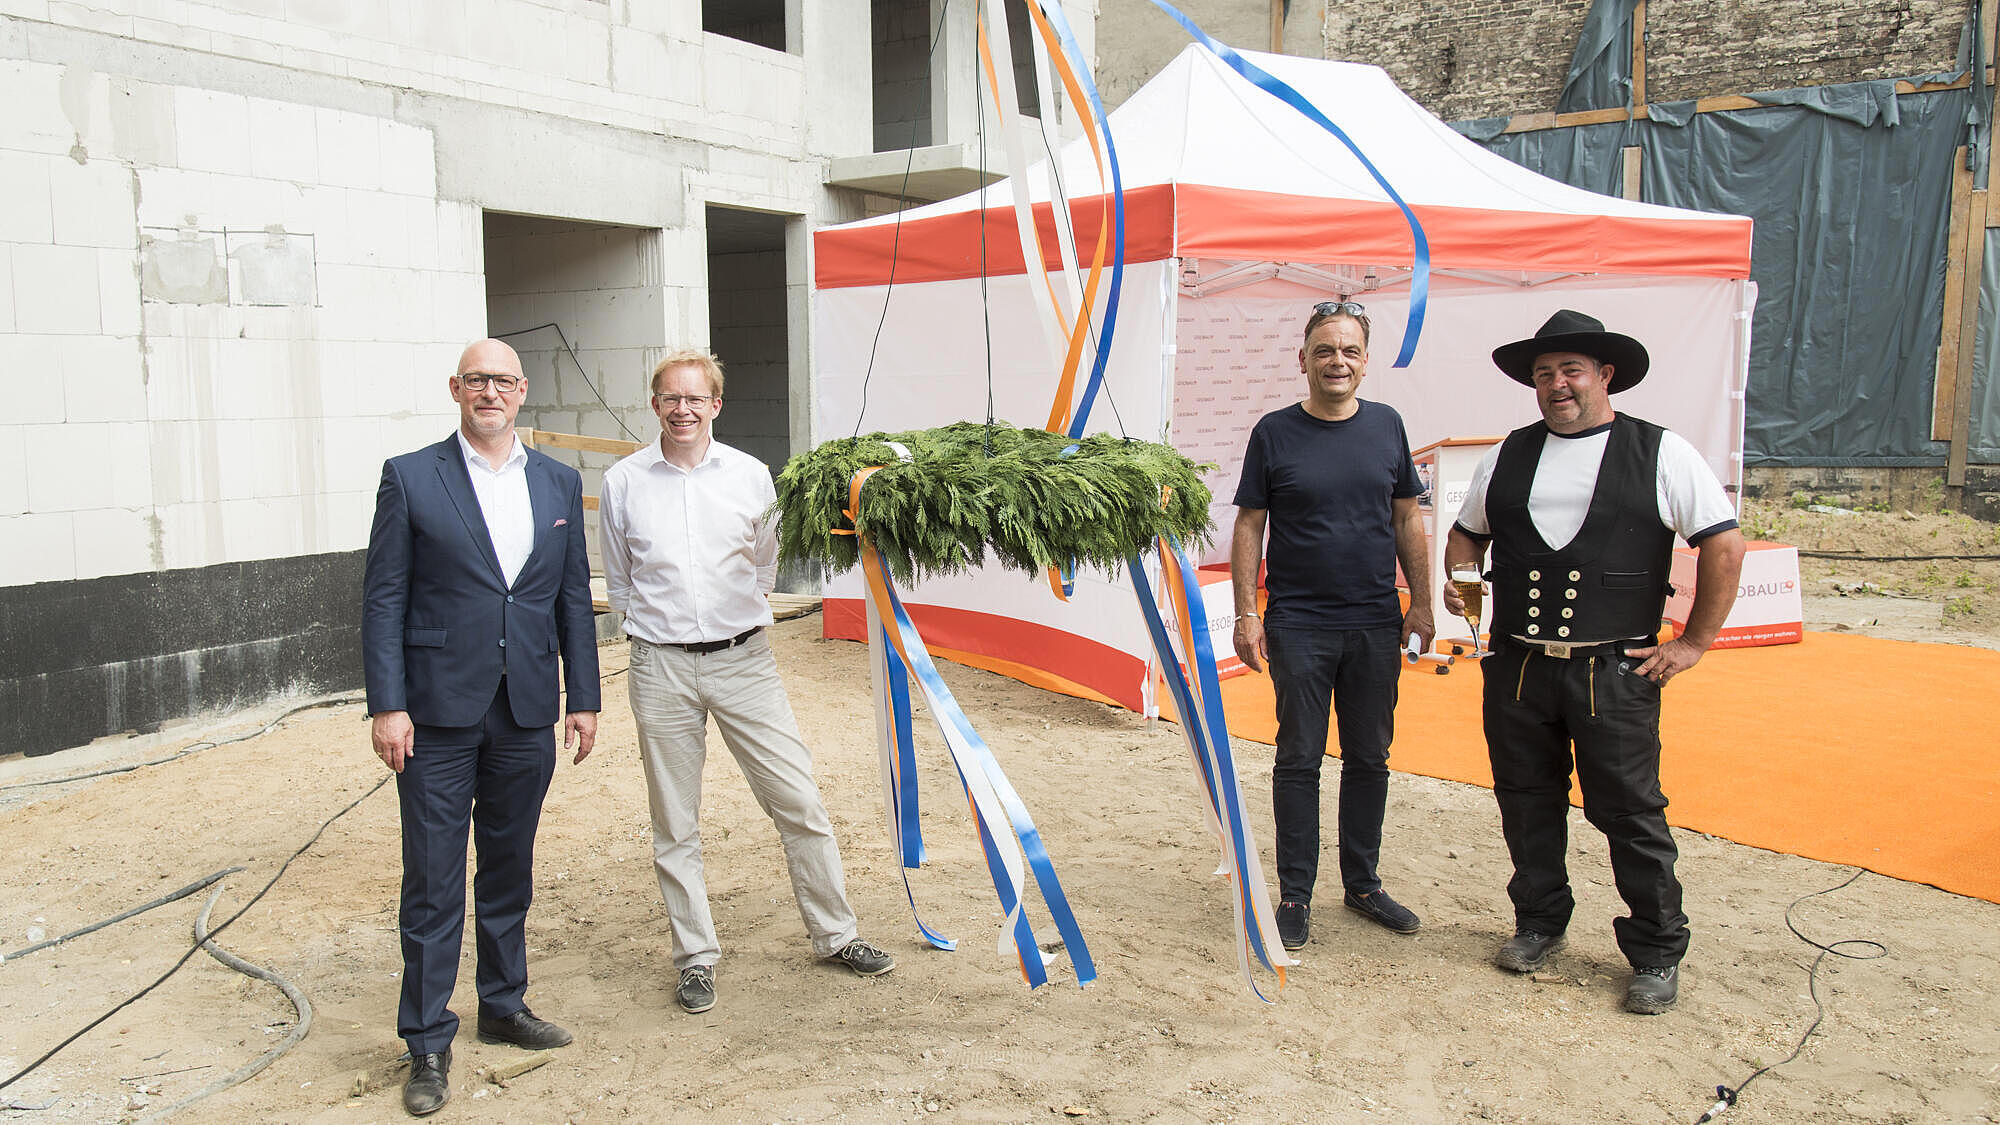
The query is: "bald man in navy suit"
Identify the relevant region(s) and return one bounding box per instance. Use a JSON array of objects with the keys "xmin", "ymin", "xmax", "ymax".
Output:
[{"xmin": 362, "ymin": 338, "xmax": 600, "ymax": 1117}]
